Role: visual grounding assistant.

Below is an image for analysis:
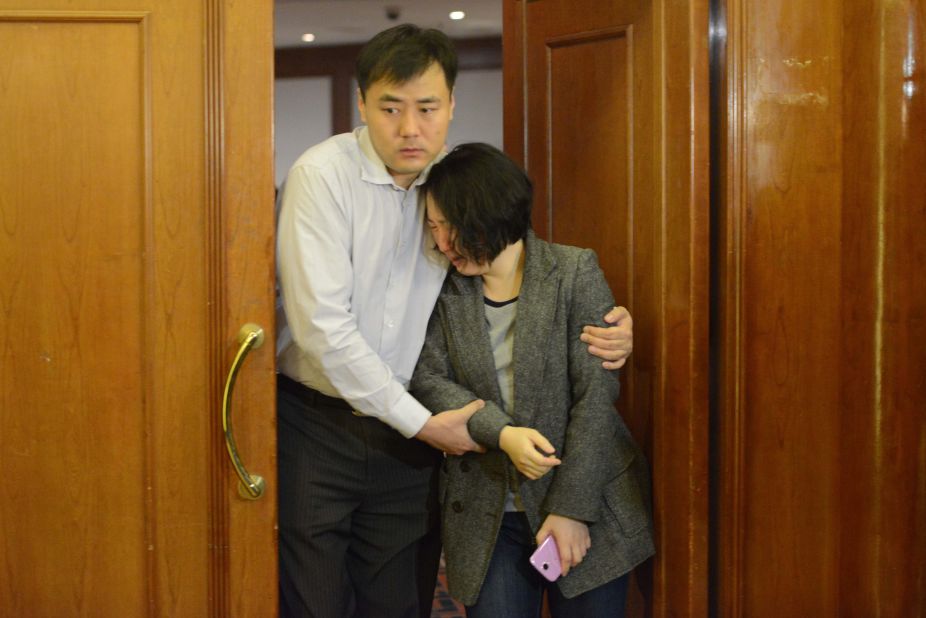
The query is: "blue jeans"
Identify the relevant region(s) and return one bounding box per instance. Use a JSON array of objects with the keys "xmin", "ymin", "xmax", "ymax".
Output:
[{"xmin": 466, "ymin": 512, "xmax": 630, "ymax": 618}]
